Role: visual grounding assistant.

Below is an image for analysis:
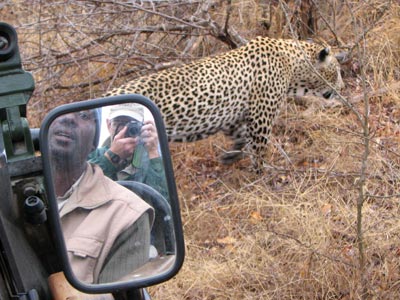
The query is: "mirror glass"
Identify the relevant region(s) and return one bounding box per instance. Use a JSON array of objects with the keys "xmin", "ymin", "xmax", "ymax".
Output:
[{"xmin": 46, "ymin": 102, "xmax": 176, "ymax": 284}]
